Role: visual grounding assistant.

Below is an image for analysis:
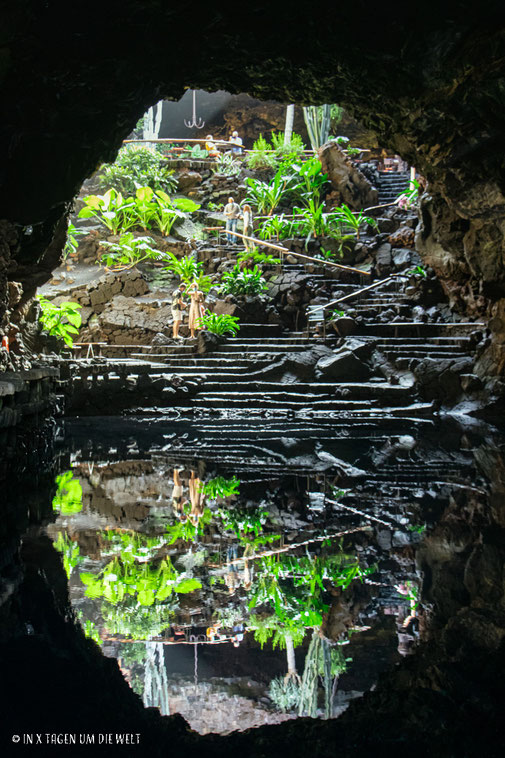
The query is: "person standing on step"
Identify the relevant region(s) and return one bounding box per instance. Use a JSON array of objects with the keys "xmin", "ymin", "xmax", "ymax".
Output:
[
  {"xmin": 187, "ymin": 282, "xmax": 206, "ymax": 339},
  {"xmin": 228, "ymin": 130, "xmax": 243, "ymax": 155},
  {"xmin": 241, "ymin": 204, "xmax": 254, "ymax": 252},
  {"xmin": 171, "ymin": 282, "xmax": 187, "ymax": 340},
  {"xmin": 224, "ymin": 196, "xmax": 241, "ymax": 245}
]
